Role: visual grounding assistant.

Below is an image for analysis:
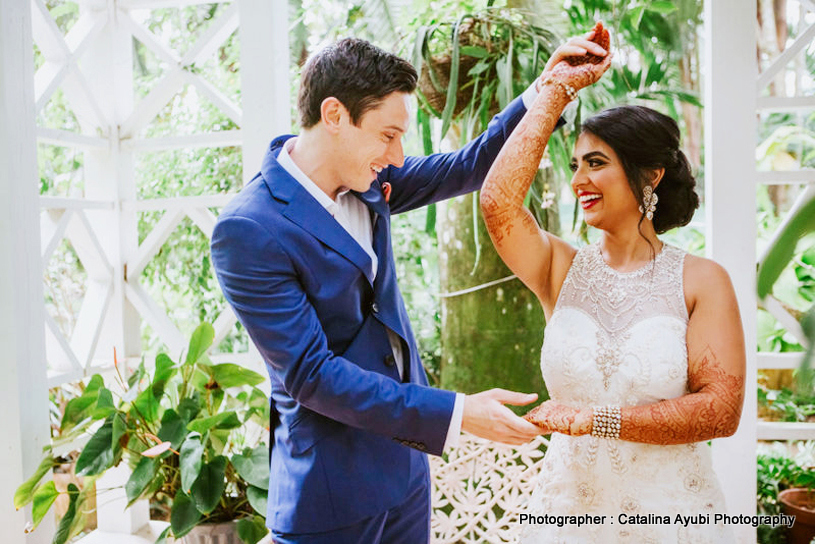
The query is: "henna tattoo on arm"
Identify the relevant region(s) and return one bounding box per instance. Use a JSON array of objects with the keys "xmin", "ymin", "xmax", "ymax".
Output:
[
  {"xmin": 481, "ymin": 86, "xmax": 570, "ymax": 246},
  {"xmin": 618, "ymin": 346, "xmax": 745, "ymax": 445}
]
